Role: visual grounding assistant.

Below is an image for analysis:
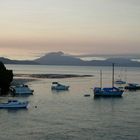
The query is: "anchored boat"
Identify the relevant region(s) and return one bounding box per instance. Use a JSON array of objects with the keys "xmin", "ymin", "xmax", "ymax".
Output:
[
  {"xmin": 93, "ymin": 64, "xmax": 124, "ymax": 97},
  {"xmin": 51, "ymin": 82, "xmax": 69, "ymax": 90},
  {"xmin": 115, "ymin": 80, "xmax": 126, "ymax": 85},
  {"xmin": 10, "ymin": 84, "xmax": 34, "ymax": 95},
  {"xmin": 125, "ymin": 83, "xmax": 140, "ymax": 90},
  {"xmin": 0, "ymin": 100, "xmax": 29, "ymax": 109}
]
